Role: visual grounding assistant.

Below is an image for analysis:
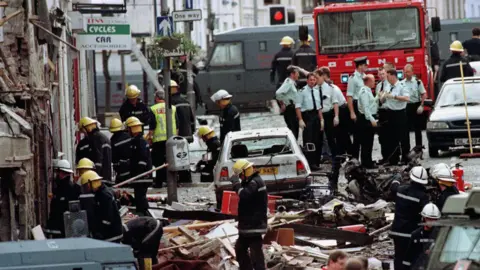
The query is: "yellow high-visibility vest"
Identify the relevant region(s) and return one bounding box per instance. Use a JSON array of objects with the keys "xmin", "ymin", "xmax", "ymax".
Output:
[{"xmin": 150, "ymin": 102, "xmax": 177, "ymax": 143}]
